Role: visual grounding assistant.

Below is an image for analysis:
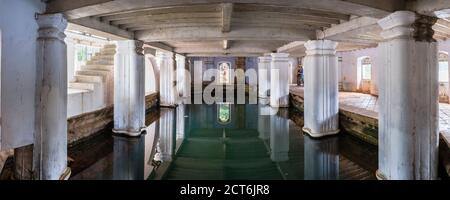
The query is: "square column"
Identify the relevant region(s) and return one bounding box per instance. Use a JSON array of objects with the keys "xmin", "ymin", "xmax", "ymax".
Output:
[
  {"xmin": 113, "ymin": 40, "xmax": 146, "ymax": 137},
  {"xmin": 270, "ymin": 53, "xmax": 290, "ymax": 108},
  {"xmin": 258, "ymin": 56, "xmax": 271, "ymax": 99},
  {"xmin": 34, "ymin": 14, "xmax": 70, "ymax": 180},
  {"xmin": 302, "ymin": 40, "xmax": 339, "ymax": 138},
  {"xmin": 158, "ymin": 51, "xmax": 177, "ymax": 107},
  {"xmin": 377, "ymin": 11, "xmax": 438, "ymax": 180}
]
